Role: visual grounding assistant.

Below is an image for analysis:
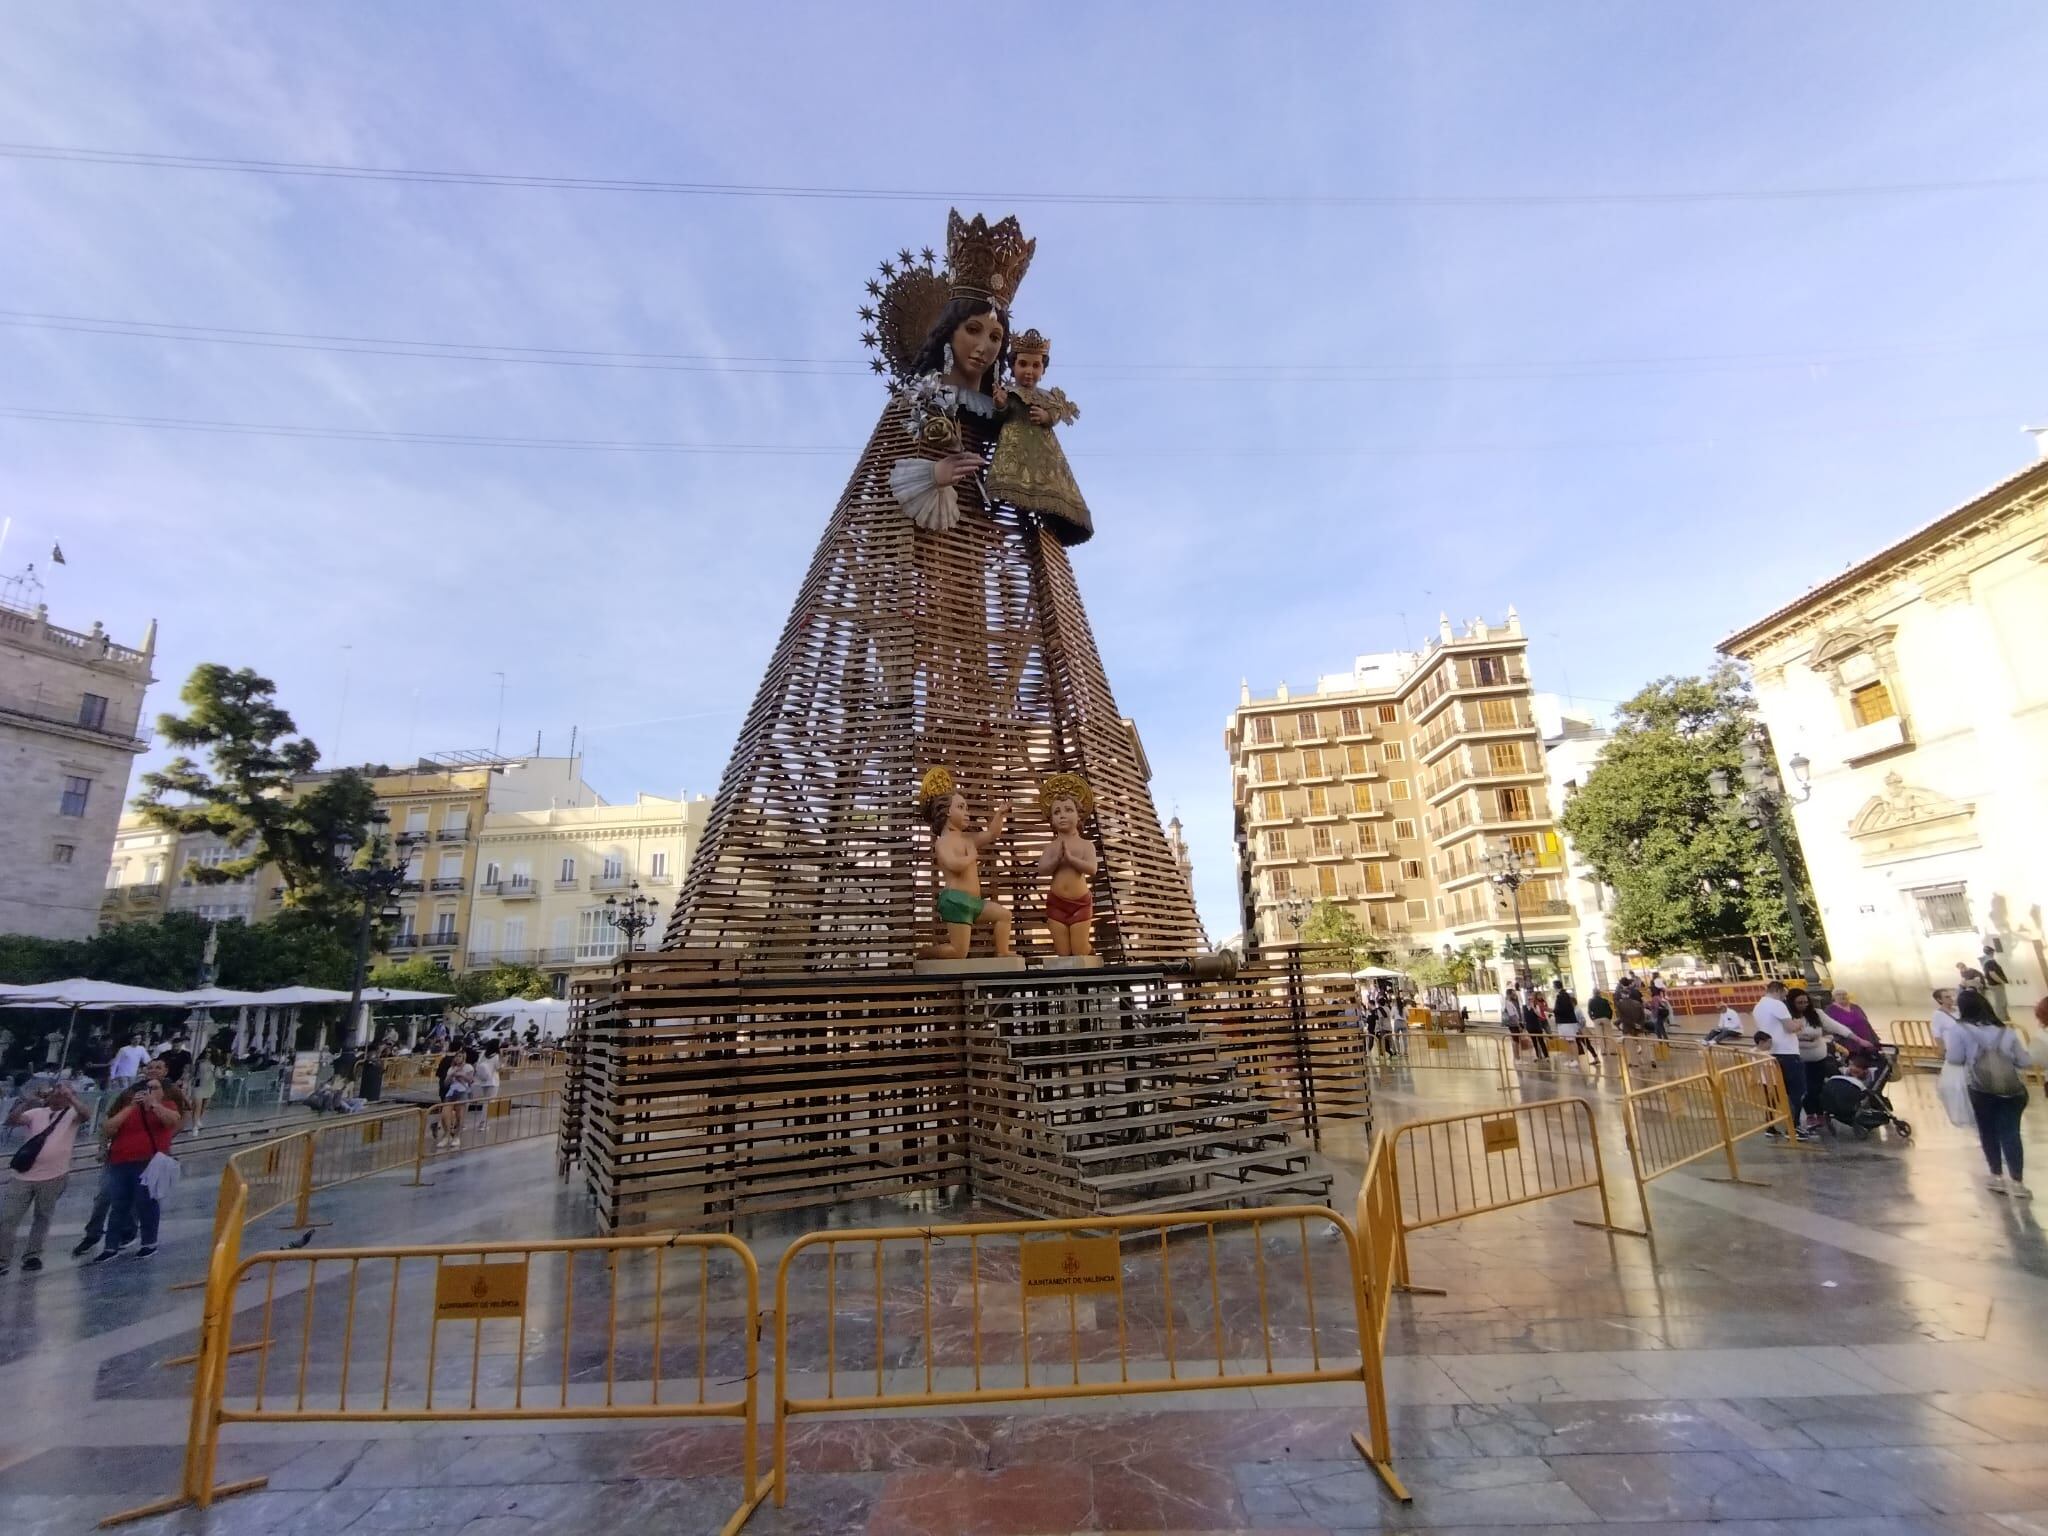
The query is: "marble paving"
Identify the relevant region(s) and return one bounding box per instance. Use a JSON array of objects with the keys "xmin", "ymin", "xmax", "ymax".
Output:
[{"xmin": 5, "ymin": 1069, "xmax": 2048, "ymax": 1533}]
